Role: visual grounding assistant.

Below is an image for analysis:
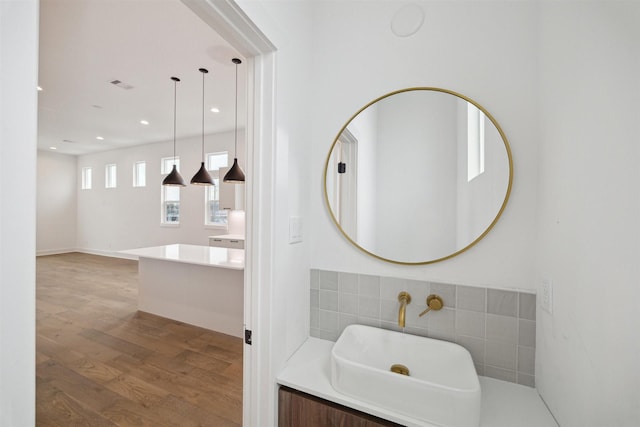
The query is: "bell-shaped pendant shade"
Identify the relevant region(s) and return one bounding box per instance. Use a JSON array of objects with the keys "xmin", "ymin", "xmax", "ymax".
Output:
[
  {"xmin": 191, "ymin": 161, "xmax": 214, "ymax": 185},
  {"xmin": 223, "ymin": 158, "xmax": 245, "ymax": 183},
  {"xmin": 162, "ymin": 164, "xmax": 186, "ymax": 186}
]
